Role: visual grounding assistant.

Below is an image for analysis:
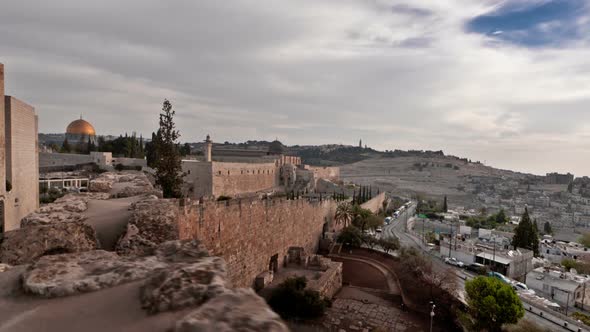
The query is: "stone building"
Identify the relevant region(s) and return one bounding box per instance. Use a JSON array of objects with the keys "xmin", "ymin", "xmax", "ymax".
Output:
[
  {"xmin": 0, "ymin": 63, "xmax": 39, "ymax": 233},
  {"xmin": 526, "ymin": 267, "xmax": 590, "ymax": 311},
  {"xmin": 182, "ymin": 135, "xmax": 337, "ymax": 199},
  {"xmin": 545, "ymin": 172, "xmax": 574, "ymax": 185}
]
